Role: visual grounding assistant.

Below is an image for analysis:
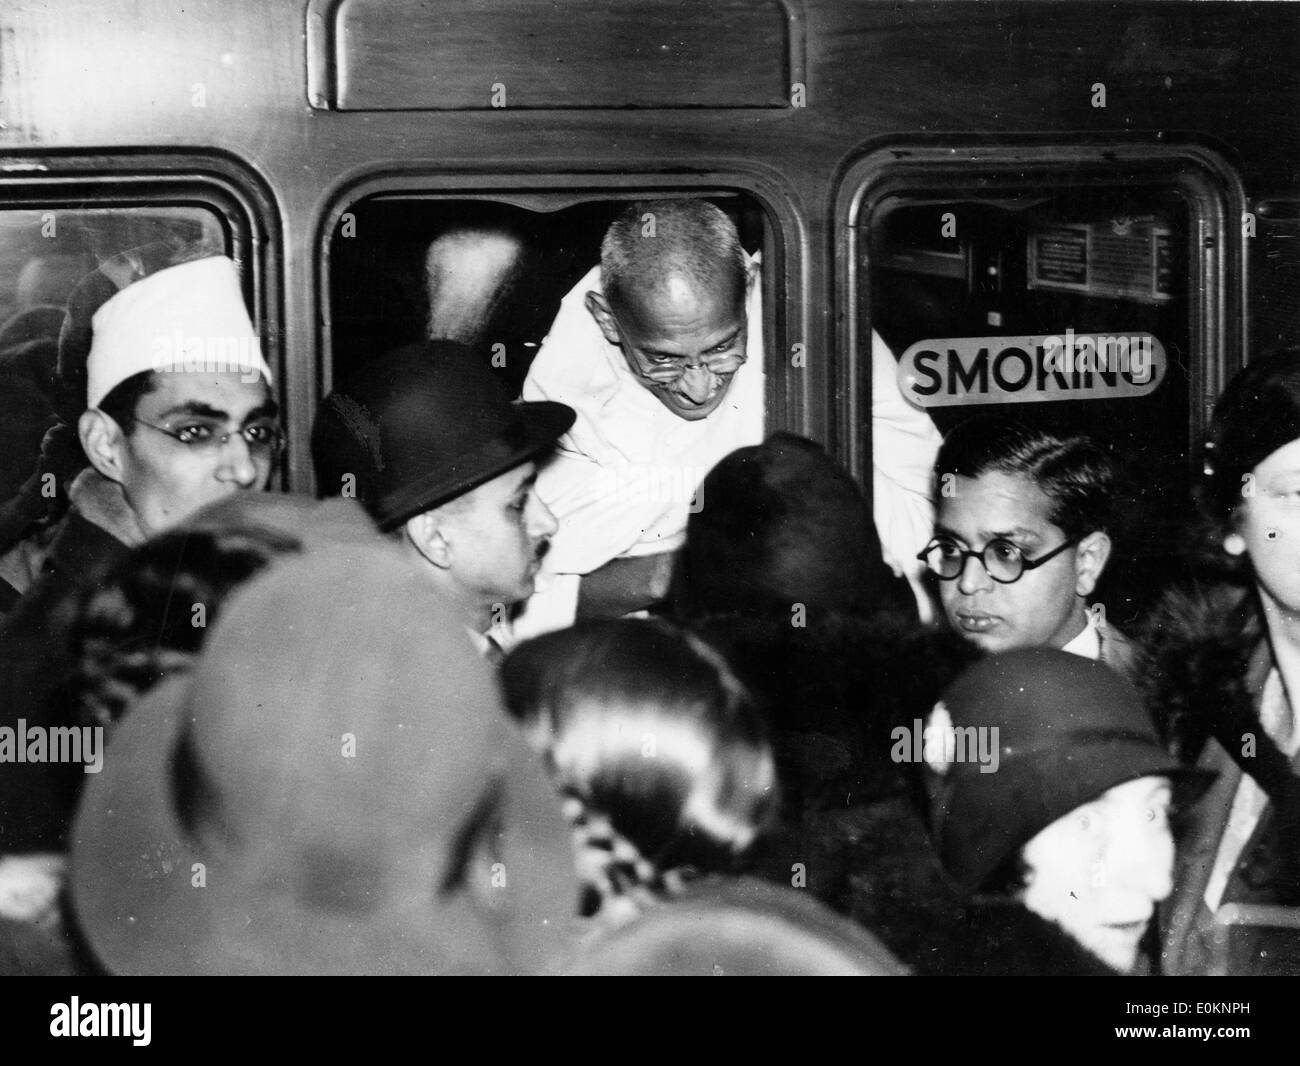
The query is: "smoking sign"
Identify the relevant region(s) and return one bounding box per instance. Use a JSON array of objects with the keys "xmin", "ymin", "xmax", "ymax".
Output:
[{"xmin": 896, "ymin": 332, "xmax": 1166, "ymax": 409}]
